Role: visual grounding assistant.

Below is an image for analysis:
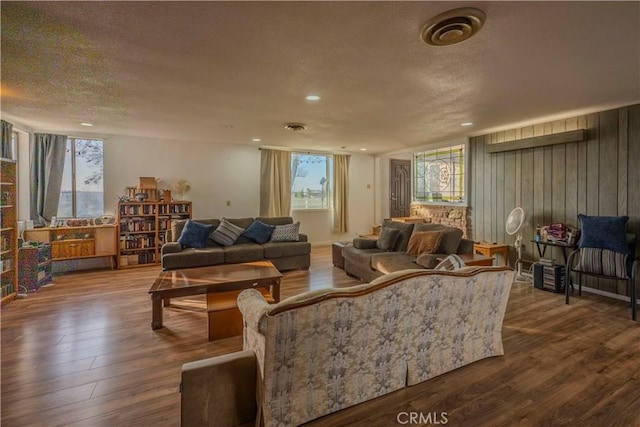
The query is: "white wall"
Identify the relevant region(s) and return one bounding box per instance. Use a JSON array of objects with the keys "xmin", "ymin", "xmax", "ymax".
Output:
[
  {"xmin": 105, "ymin": 136, "xmax": 375, "ymax": 244},
  {"xmin": 13, "ymin": 130, "xmax": 375, "ymax": 244},
  {"xmin": 104, "ymin": 136, "xmax": 261, "ymax": 218}
]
